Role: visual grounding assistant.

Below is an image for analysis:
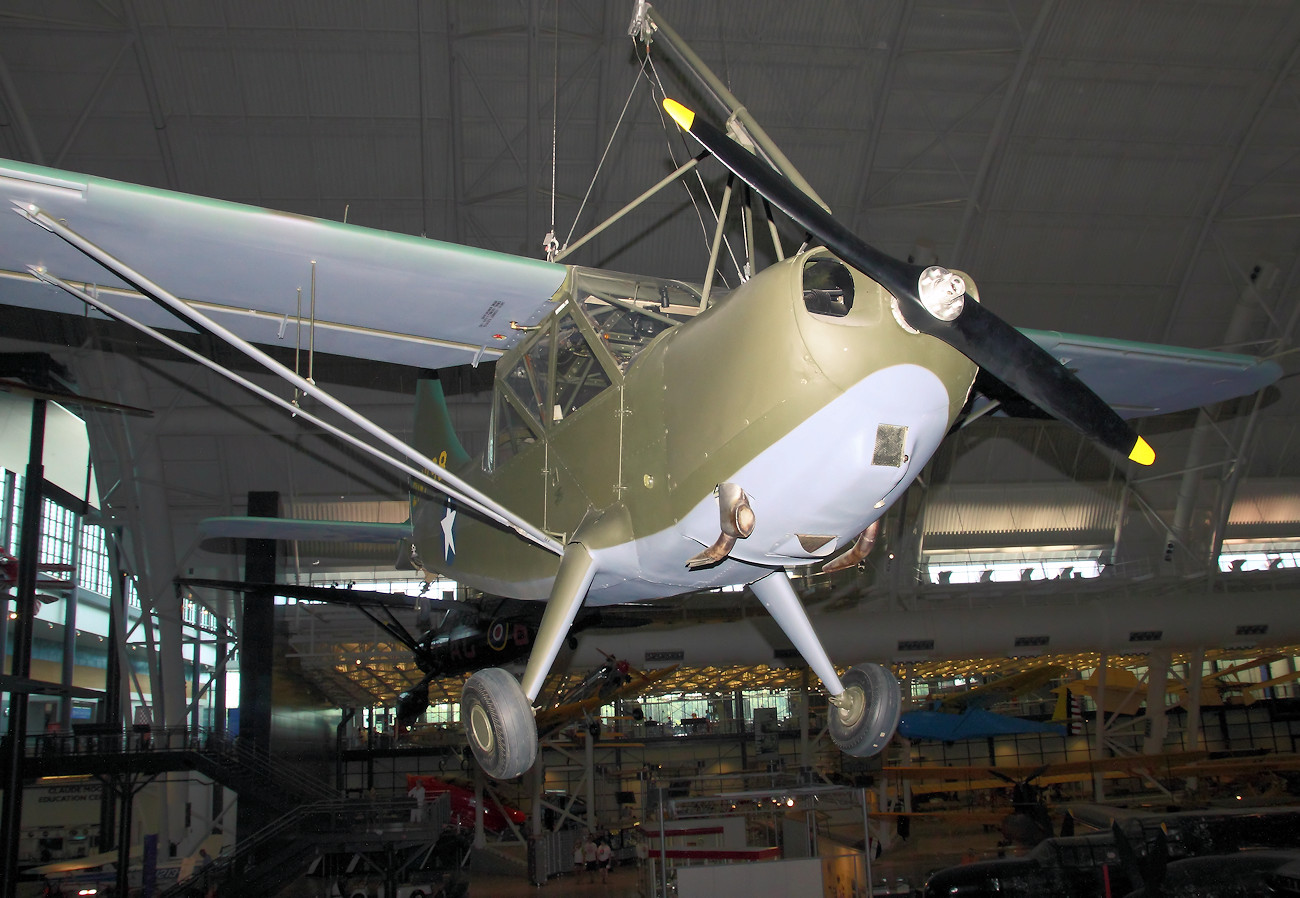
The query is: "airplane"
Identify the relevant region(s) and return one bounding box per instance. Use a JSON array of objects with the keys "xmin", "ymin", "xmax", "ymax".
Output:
[
  {"xmin": 0, "ymin": 547, "xmax": 76, "ymax": 594},
  {"xmin": 406, "ymin": 775, "xmax": 525, "ymax": 835},
  {"xmin": 0, "ymin": 6, "xmax": 1282, "ymax": 782},
  {"xmin": 924, "ymin": 663, "xmax": 1068, "ymax": 713},
  {"xmin": 533, "ymin": 651, "xmax": 678, "ymax": 740},
  {"xmin": 1057, "ymin": 655, "xmax": 1289, "ymax": 719},
  {"xmin": 922, "ymin": 808, "xmax": 1300, "ymax": 898},
  {"xmin": 179, "ymin": 577, "xmax": 655, "ymax": 728},
  {"xmin": 26, "ymin": 837, "xmax": 225, "ymax": 895}
]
